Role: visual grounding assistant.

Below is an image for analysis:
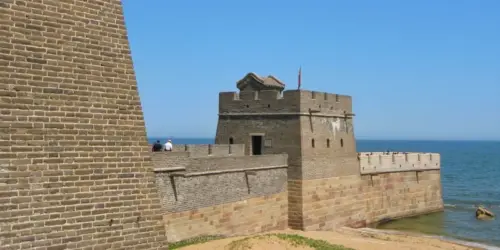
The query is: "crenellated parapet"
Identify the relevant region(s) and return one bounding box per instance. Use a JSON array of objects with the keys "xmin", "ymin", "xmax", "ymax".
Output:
[
  {"xmin": 156, "ymin": 143, "xmax": 246, "ymax": 157},
  {"xmin": 359, "ymin": 152, "xmax": 441, "ymax": 174},
  {"xmin": 151, "ymin": 143, "xmax": 287, "ymax": 172},
  {"xmin": 219, "ymin": 89, "xmax": 353, "ymax": 117}
]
